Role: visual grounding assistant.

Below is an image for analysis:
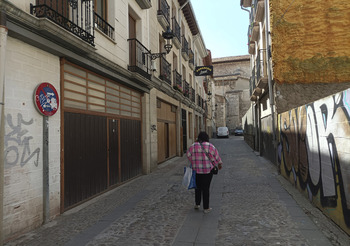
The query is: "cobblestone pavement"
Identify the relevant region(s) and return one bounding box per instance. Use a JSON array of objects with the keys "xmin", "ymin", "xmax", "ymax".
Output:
[{"xmin": 5, "ymin": 138, "xmax": 349, "ymax": 246}]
